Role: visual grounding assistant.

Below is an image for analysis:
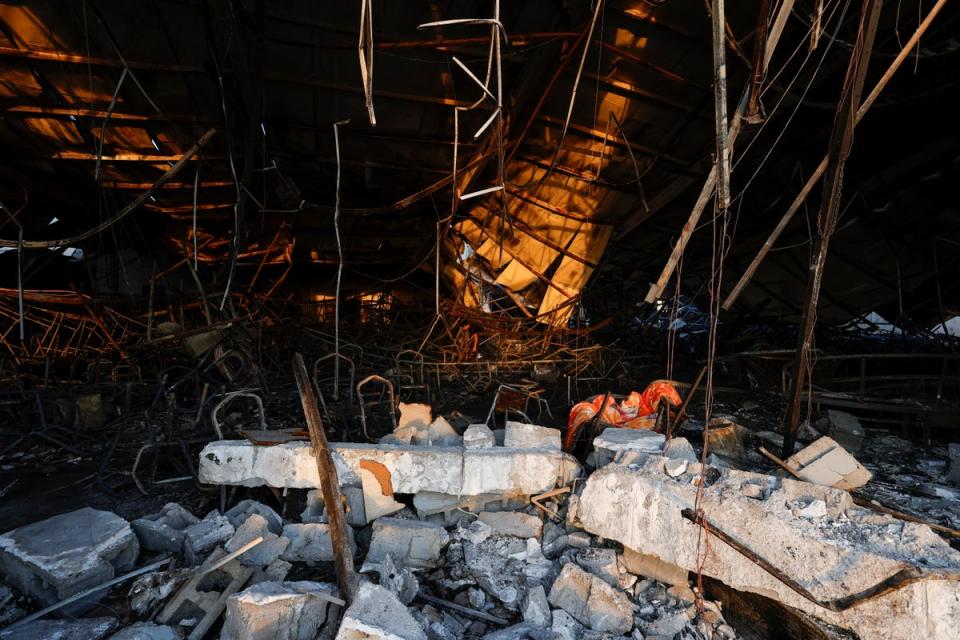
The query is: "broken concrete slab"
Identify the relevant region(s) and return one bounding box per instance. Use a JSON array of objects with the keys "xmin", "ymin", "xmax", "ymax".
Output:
[
  {"xmin": 477, "ymin": 512, "xmax": 542, "ymax": 540},
  {"xmin": 184, "ymin": 511, "xmax": 235, "ymax": 565},
  {"xmin": 335, "ymin": 581, "xmax": 426, "ymax": 640},
  {"xmin": 199, "ymin": 441, "xmax": 581, "ymax": 498},
  {"xmin": 503, "ymin": 421, "xmax": 561, "ymax": 450},
  {"xmin": 224, "ymin": 500, "xmax": 284, "ymax": 536},
  {"xmin": 281, "ymin": 524, "xmax": 356, "ymax": 564},
  {"xmin": 412, "ymin": 492, "xmax": 503, "ymax": 518},
  {"xmin": 225, "ymin": 514, "xmax": 289, "ymax": 568},
  {"xmin": 419, "ymin": 417, "xmax": 461, "ymax": 447},
  {"xmin": 578, "ymin": 456, "xmax": 960, "ymax": 640},
  {"xmin": 824, "ymin": 409, "xmax": 865, "ymax": 452},
  {"xmin": 547, "ymin": 563, "xmax": 632, "ymax": 634},
  {"xmin": 463, "ymin": 423, "xmax": 495, "ymax": 449},
  {"xmin": 0, "ymin": 617, "xmax": 118, "ymax": 640},
  {"xmin": 301, "ymin": 486, "xmax": 367, "ymax": 527},
  {"xmin": 132, "ymin": 503, "xmax": 200, "ymax": 553},
  {"xmin": 365, "ymin": 518, "xmax": 449, "ymax": 570},
  {"xmin": 222, "ymin": 580, "xmax": 338, "ymax": 640},
  {"xmin": 108, "ymin": 622, "xmax": 181, "ymax": 640},
  {"xmin": 0, "ymin": 507, "xmax": 138, "ymax": 613},
  {"xmin": 785, "ymin": 436, "xmax": 872, "ymax": 490},
  {"xmin": 592, "ymin": 428, "xmax": 664, "ymax": 467}
]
